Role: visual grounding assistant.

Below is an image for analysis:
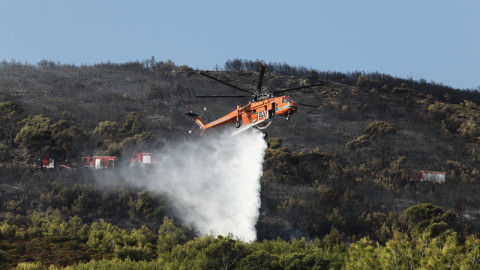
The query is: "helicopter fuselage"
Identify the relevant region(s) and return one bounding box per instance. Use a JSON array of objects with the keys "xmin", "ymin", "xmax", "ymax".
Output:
[
  {"xmin": 187, "ymin": 65, "xmax": 321, "ymax": 136},
  {"xmin": 187, "ymin": 95, "xmax": 298, "ymax": 134}
]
